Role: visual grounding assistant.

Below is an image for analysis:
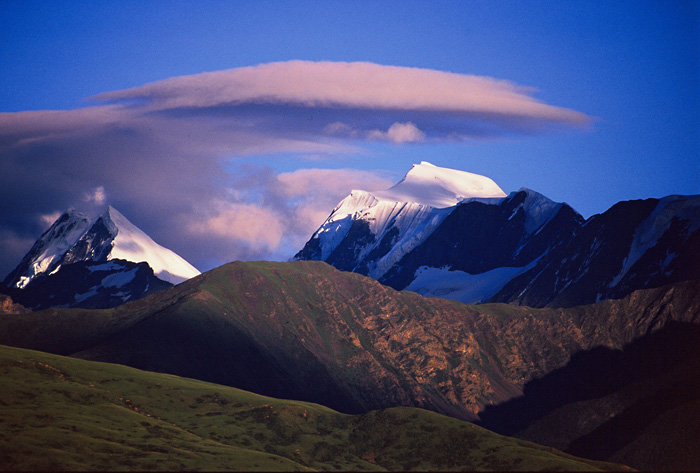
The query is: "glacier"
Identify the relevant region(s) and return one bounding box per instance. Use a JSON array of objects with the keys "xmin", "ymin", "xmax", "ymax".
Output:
[{"xmin": 405, "ymin": 264, "xmax": 535, "ymax": 305}]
